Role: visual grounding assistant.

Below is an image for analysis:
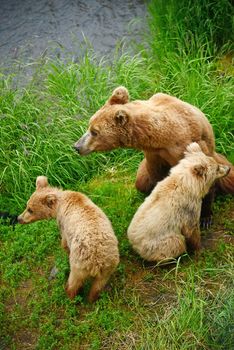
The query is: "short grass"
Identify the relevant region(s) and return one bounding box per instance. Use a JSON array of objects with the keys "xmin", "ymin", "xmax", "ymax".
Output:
[
  {"xmin": 0, "ymin": 0, "xmax": 234, "ymax": 349},
  {"xmin": 0, "ymin": 174, "xmax": 233, "ymax": 349}
]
